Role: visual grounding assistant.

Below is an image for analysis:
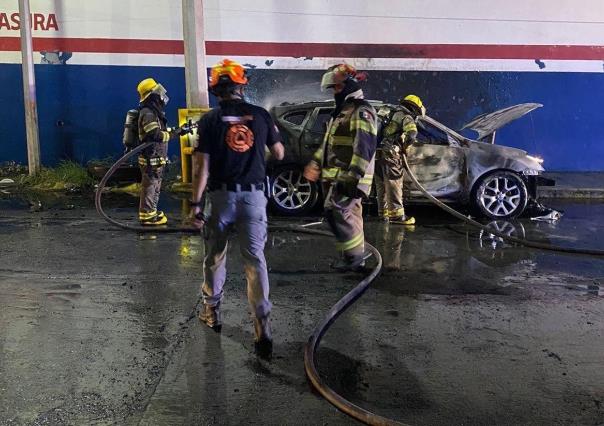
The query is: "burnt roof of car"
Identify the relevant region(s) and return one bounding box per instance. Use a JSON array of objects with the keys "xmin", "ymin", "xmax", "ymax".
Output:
[{"xmin": 272, "ymin": 99, "xmax": 383, "ymax": 111}]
